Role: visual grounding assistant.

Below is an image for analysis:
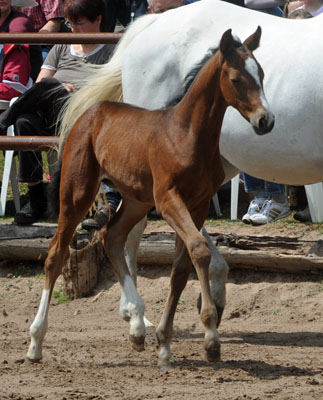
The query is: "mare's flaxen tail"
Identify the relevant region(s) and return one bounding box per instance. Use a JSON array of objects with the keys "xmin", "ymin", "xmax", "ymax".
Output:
[
  {"xmin": 58, "ymin": 13, "xmax": 159, "ymax": 147},
  {"xmin": 50, "ymin": 13, "xmax": 159, "ymax": 217}
]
